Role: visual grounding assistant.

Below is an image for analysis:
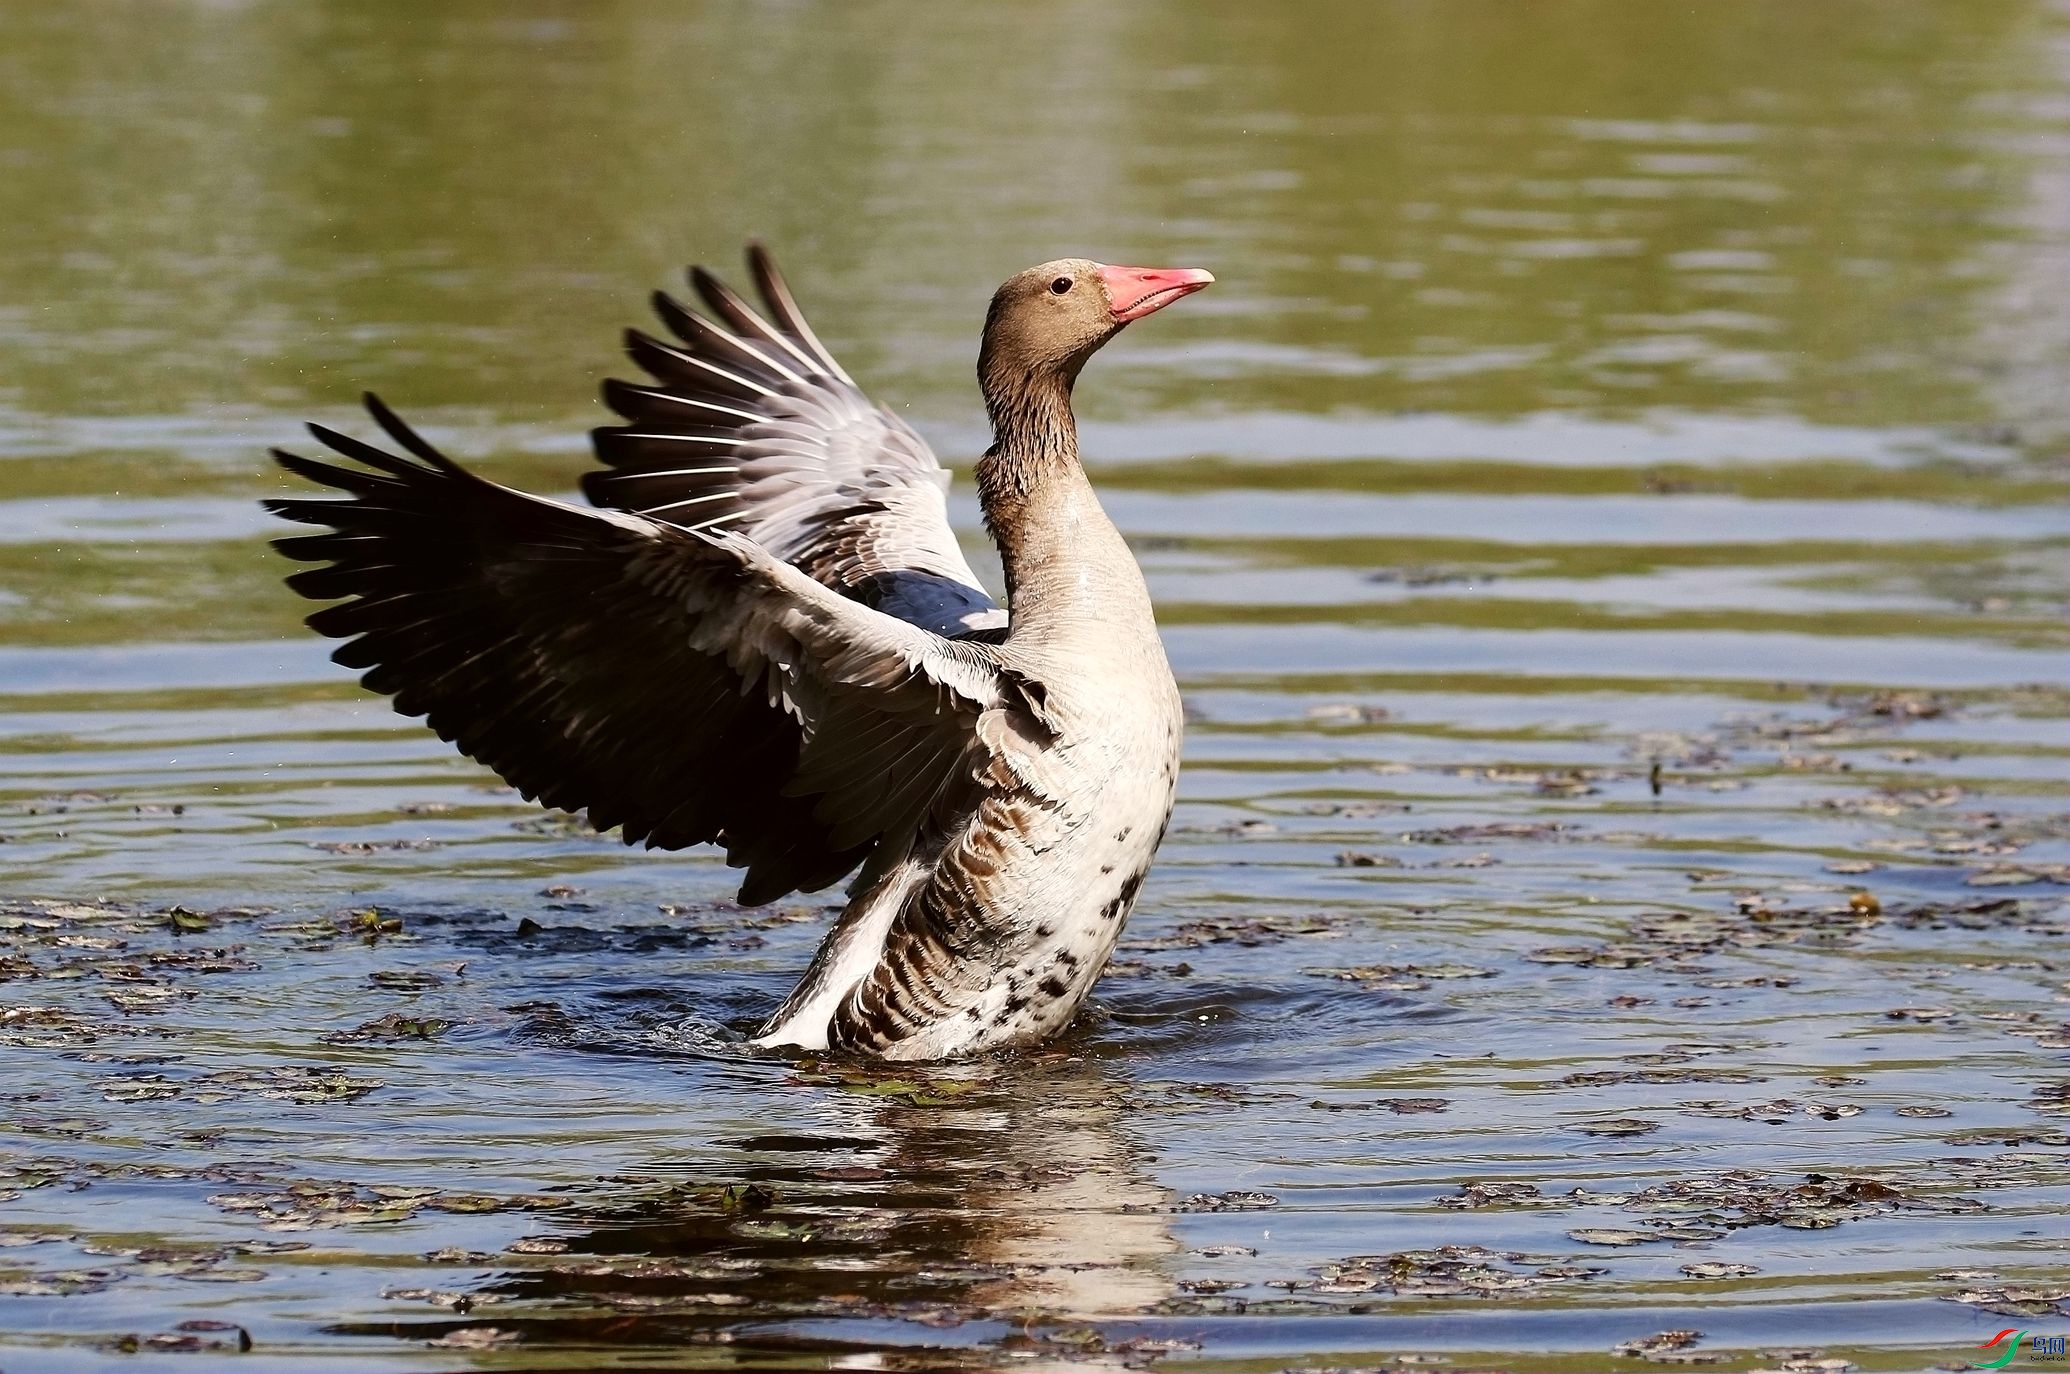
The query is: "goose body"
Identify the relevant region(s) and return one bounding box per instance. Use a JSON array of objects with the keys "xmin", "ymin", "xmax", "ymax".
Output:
[{"xmin": 269, "ymin": 248, "xmax": 1211, "ymax": 1060}]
